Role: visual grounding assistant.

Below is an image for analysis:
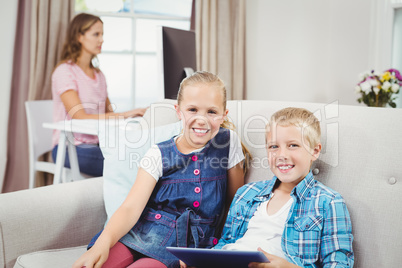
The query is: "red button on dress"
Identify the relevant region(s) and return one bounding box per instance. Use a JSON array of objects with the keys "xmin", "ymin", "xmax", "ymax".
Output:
[
  {"xmin": 193, "ymin": 169, "xmax": 200, "ymax": 175},
  {"xmin": 213, "ymin": 238, "xmax": 218, "ymax": 245},
  {"xmin": 192, "ymin": 155, "xmax": 198, "ymax": 161},
  {"xmin": 194, "ymin": 187, "xmax": 201, "ymax": 193},
  {"xmin": 155, "ymin": 214, "xmax": 162, "ymax": 220},
  {"xmin": 193, "ymin": 201, "xmax": 200, "ymax": 208}
]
